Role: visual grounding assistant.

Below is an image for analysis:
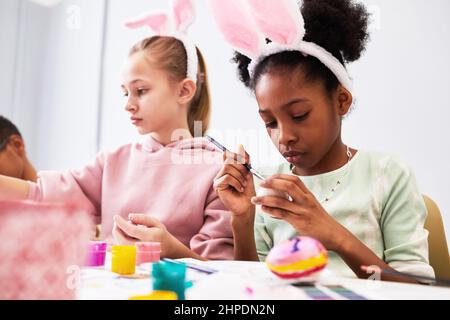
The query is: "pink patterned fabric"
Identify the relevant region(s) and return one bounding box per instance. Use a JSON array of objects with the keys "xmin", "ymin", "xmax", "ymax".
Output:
[{"xmin": 0, "ymin": 201, "xmax": 91, "ymax": 299}]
